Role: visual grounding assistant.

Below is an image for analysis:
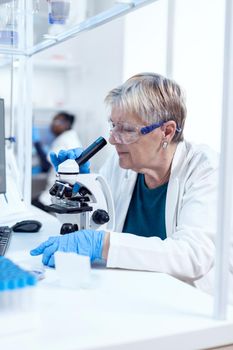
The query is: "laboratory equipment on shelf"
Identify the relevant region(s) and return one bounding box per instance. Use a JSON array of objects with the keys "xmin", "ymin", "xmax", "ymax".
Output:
[
  {"xmin": 48, "ymin": 0, "xmax": 71, "ymax": 24},
  {"xmin": 0, "ymin": 0, "xmax": 18, "ymax": 46},
  {"xmin": 46, "ymin": 137, "xmax": 115, "ymax": 234}
]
